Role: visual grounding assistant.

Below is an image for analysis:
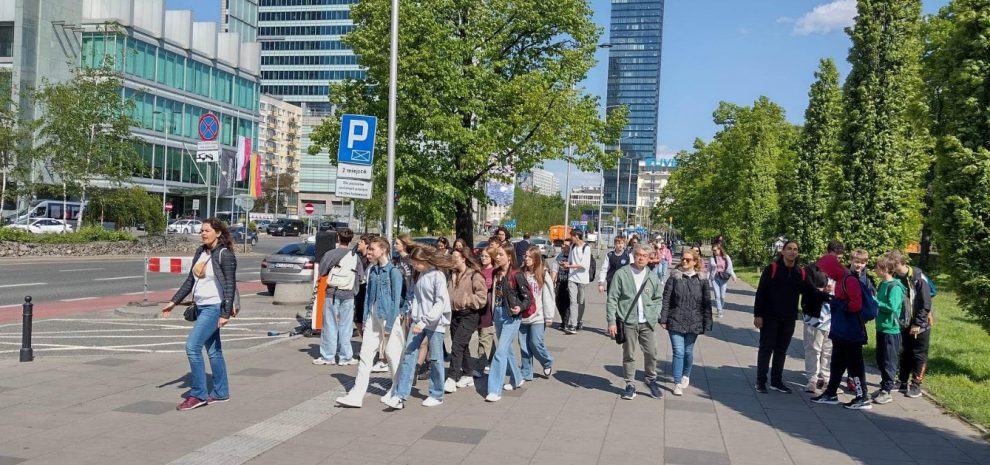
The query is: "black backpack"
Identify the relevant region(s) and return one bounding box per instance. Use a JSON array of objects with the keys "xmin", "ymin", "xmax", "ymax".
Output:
[{"xmin": 586, "ymin": 244, "xmax": 597, "ymax": 281}]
